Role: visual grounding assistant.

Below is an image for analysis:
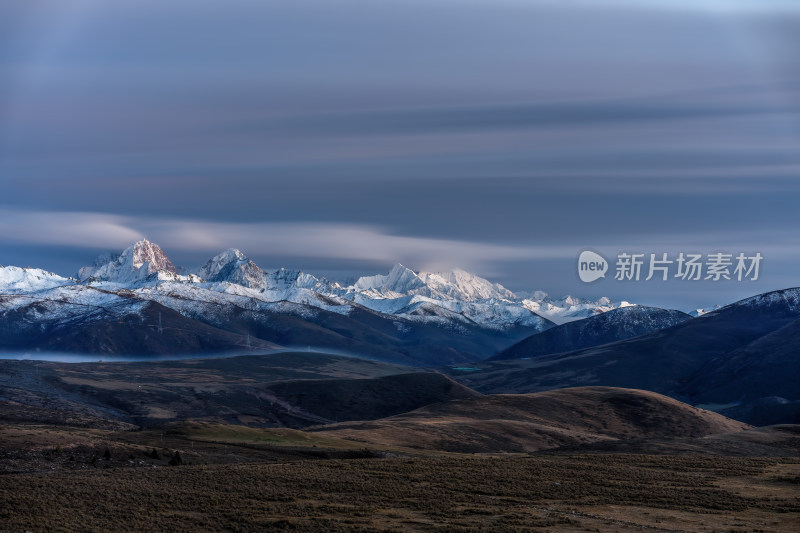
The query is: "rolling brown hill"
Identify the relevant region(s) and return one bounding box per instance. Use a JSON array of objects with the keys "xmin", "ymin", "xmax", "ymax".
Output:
[{"xmin": 310, "ymin": 387, "xmax": 750, "ymax": 453}]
